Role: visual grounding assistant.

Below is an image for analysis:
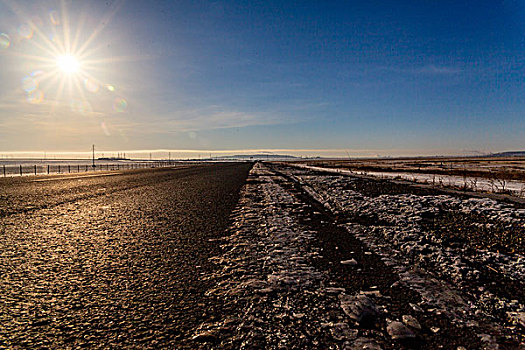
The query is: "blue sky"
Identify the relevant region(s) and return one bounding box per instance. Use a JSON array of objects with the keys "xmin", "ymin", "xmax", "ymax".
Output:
[{"xmin": 0, "ymin": 0, "xmax": 523, "ymax": 157}]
